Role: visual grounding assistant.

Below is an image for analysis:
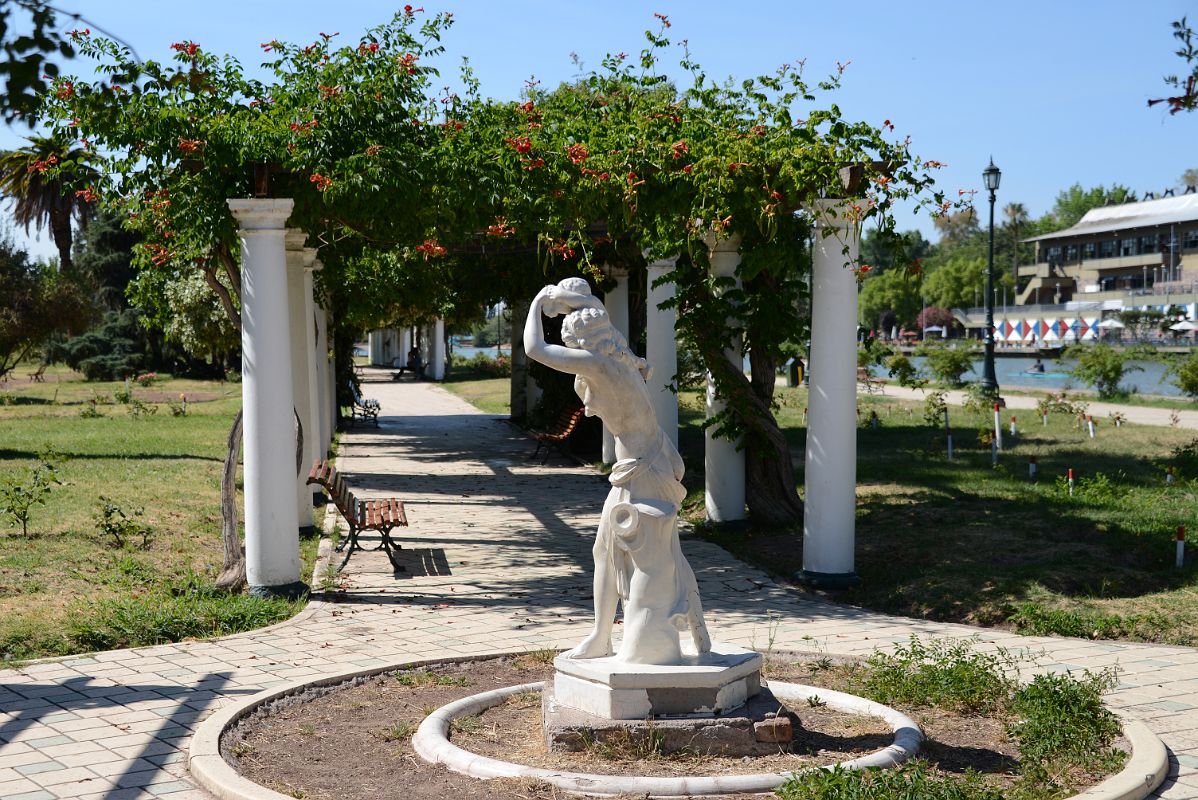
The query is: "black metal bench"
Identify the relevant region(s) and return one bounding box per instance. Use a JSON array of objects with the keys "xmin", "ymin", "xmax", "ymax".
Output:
[
  {"xmin": 307, "ymin": 458, "xmax": 408, "ymax": 571},
  {"xmin": 346, "ymin": 381, "xmax": 380, "ymax": 426}
]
